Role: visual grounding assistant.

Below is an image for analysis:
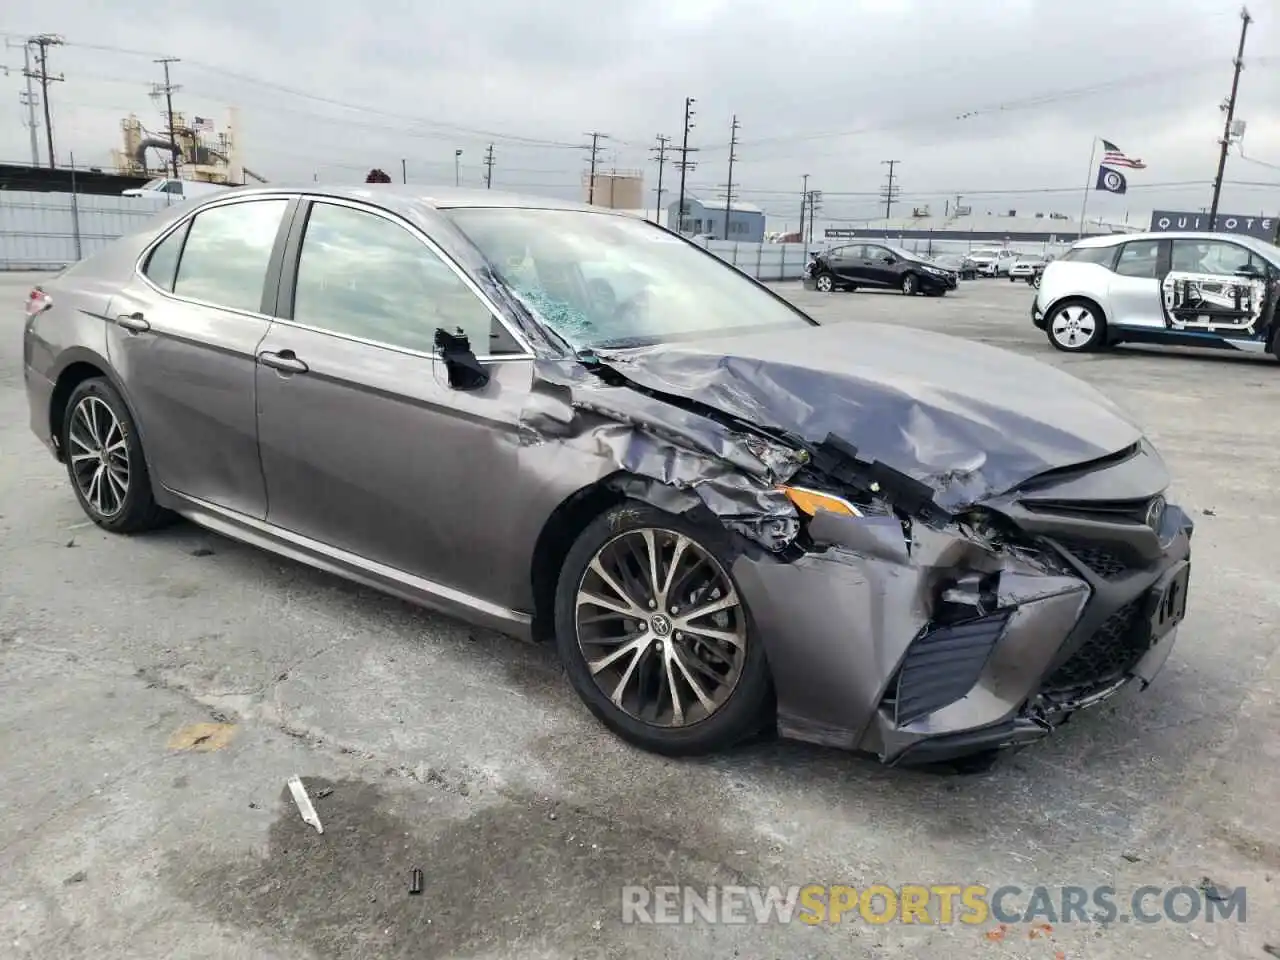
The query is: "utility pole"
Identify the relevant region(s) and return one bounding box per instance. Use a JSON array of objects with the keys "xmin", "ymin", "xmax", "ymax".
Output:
[
  {"xmin": 650, "ymin": 135, "xmax": 670, "ymax": 223},
  {"xmin": 153, "ymin": 57, "xmax": 181, "ymax": 178},
  {"xmin": 401, "ymin": 159, "xmax": 407, "ymax": 183},
  {"xmin": 805, "ymin": 190, "xmax": 823, "ymax": 247},
  {"xmin": 25, "ymin": 35, "xmax": 64, "ymax": 168},
  {"xmin": 721, "ymin": 115, "xmax": 740, "ymax": 241},
  {"xmin": 880, "ymin": 160, "xmax": 901, "ymax": 219},
  {"xmin": 483, "ymin": 143, "xmax": 495, "ymax": 188},
  {"xmin": 7, "ymin": 40, "xmax": 40, "ymax": 165},
  {"xmin": 675, "ymin": 97, "xmax": 699, "ymax": 234},
  {"xmin": 799, "ymin": 173, "xmax": 809, "ymax": 245},
  {"xmin": 1209, "ymin": 6, "xmax": 1252, "ymax": 227},
  {"xmin": 582, "ymin": 132, "xmax": 607, "ymax": 204},
  {"xmin": 454, "ymin": 149, "xmax": 463, "ymax": 186}
]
